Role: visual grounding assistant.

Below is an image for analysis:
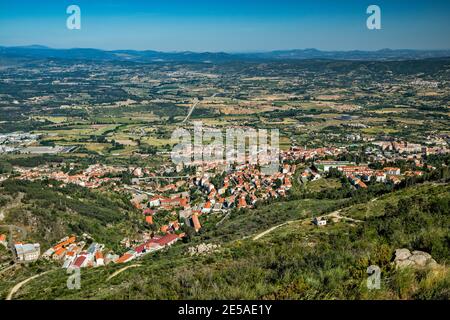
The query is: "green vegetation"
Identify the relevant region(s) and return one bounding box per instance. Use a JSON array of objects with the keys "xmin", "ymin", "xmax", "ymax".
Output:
[
  {"xmin": 0, "ymin": 179, "xmax": 143, "ymax": 249},
  {"xmin": 1, "ymin": 183, "xmax": 447, "ymax": 300}
]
